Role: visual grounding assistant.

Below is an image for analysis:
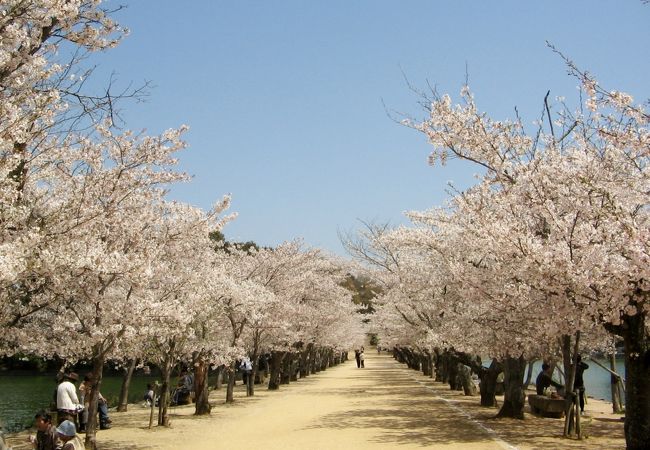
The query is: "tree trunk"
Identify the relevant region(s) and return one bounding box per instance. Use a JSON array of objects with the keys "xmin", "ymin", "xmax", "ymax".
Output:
[
  {"xmin": 193, "ymin": 359, "xmax": 211, "ymax": 415},
  {"xmin": 300, "ymin": 344, "xmax": 313, "ymax": 378},
  {"xmin": 310, "ymin": 350, "xmax": 318, "ymax": 374},
  {"xmin": 157, "ymin": 355, "xmax": 173, "ymax": 426},
  {"xmin": 225, "ymin": 366, "xmax": 236, "ymax": 403},
  {"xmin": 84, "ymin": 348, "xmax": 105, "ymax": 450},
  {"xmin": 281, "ymin": 353, "xmax": 292, "ymax": 385},
  {"xmin": 621, "ymin": 312, "xmax": 650, "ymax": 450},
  {"xmin": 480, "ymin": 359, "xmax": 501, "ymax": 407},
  {"xmin": 433, "ymin": 349, "xmax": 443, "ymax": 382},
  {"xmin": 609, "ymin": 353, "xmax": 624, "ymax": 414},
  {"xmin": 213, "ymin": 365, "xmax": 224, "ymax": 390},
  {"xmin": 562, "ymin": 332, "xmax": 581, "ymax": 438},
  {"xmin": 447, "ymin": 355, "xmax": 461, "ymax": 391},
  {"xmin": 458, "ymin": 363, "xmax": 478, "ymax": 396},
  {"xmin": 496, "ymin": 355, "xmax": 526, "ymax": 419},
  {"xmin": 290, "ymin": 354, "xmax": 299, "ymax": 382},
  {"xmin": 421, "ymin": 353, "xmax": 430, "ymax": 377},
  {"xmin": 268, "ymin": 351, "xmax": 285, "ymax": 390},
  {"xmin": 440, "ymin": 350, "xmax": 451, "ymax": 384},
  {"xmin": 320, "ymin": 349, "xmax": 329, "ymax": 371},
  {"xmin": 117, "ymin": 358, "xmax": 137, "ymax": 412}
]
